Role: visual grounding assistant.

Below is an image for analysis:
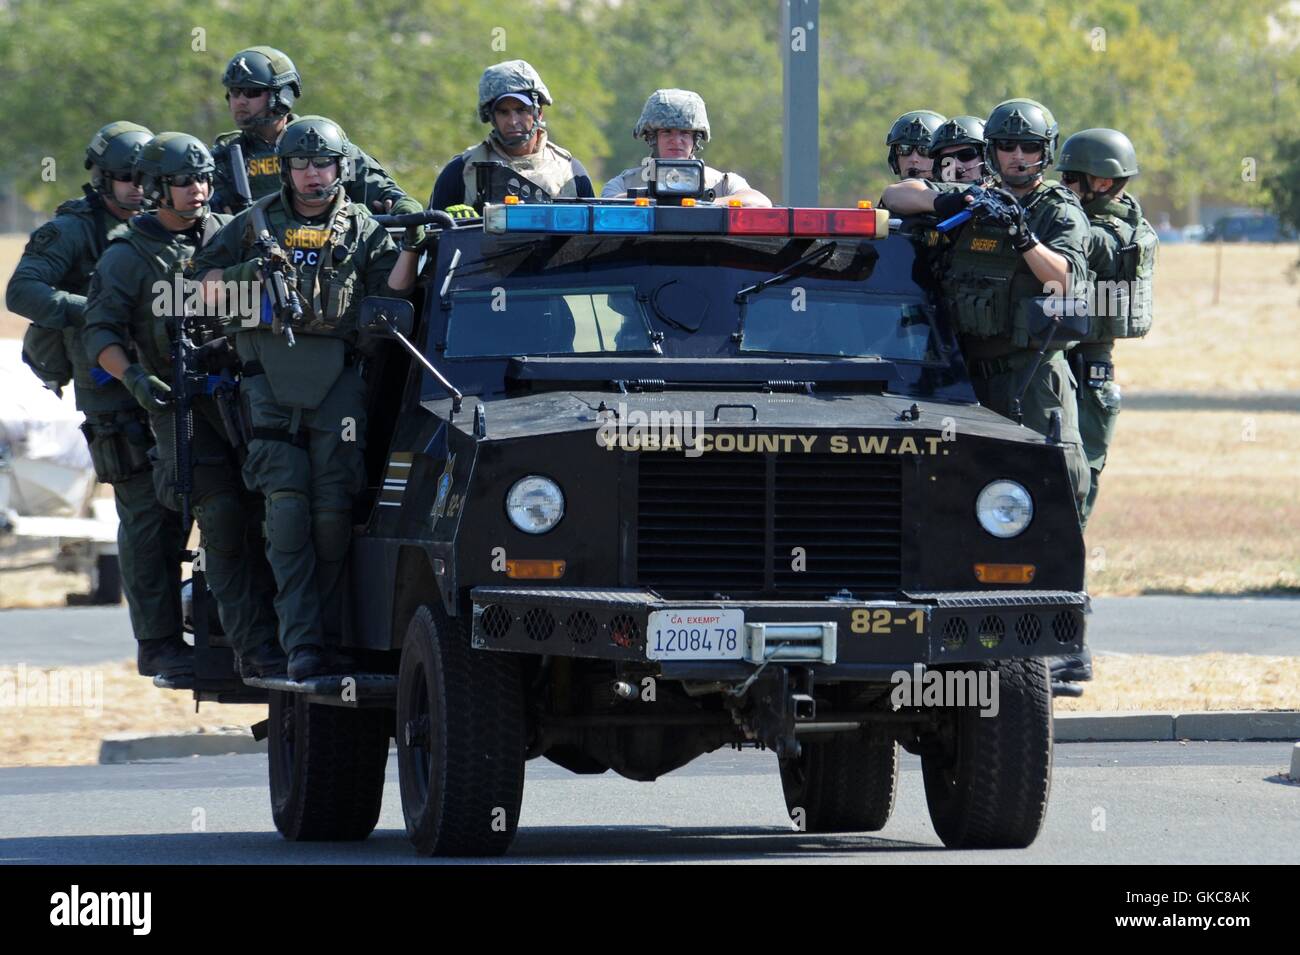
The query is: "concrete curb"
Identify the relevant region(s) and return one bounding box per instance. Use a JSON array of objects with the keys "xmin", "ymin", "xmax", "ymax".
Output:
[
  {"xmin": 98, "ymin": 731, "xmax": 265, "ymax": 764},
  {"xmin": 1055, "ymin": 711, "xmax": 1300, "ymax": 742},
  {"xmin": 94, "ymin": 712, "xmax": 1300, "ymax": 762}
]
